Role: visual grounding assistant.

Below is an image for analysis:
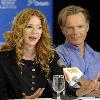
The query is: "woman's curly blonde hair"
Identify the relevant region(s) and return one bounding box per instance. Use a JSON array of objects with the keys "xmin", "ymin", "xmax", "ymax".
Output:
[{"xmin": 0, "ymin": 8, "xmax": 54, "ymax": 76}]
